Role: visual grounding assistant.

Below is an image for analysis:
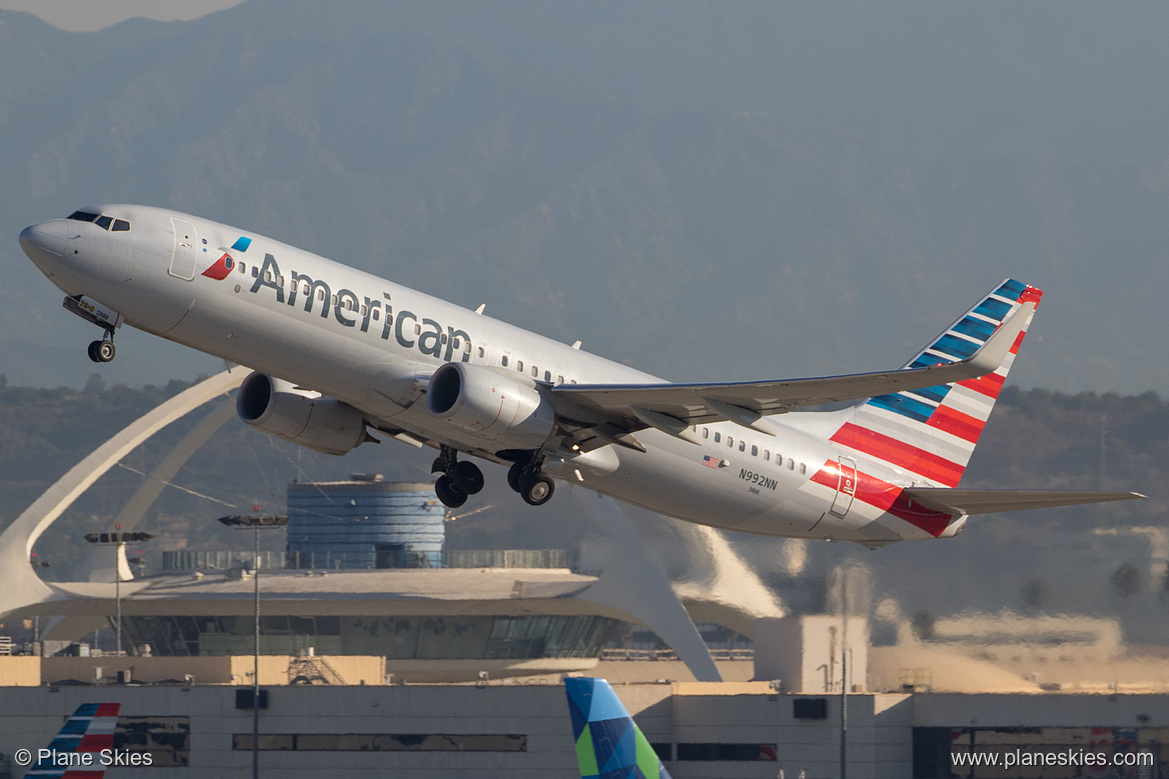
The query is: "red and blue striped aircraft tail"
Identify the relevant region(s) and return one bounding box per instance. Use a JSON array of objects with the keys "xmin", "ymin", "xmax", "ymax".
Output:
[
  {"xmin": 26, "ymin": 702, "xmax": 120, "ymax": 778},
  {"xmin": 830, "ymin": 279, "xmax": 1042, "ymax": 487}
]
